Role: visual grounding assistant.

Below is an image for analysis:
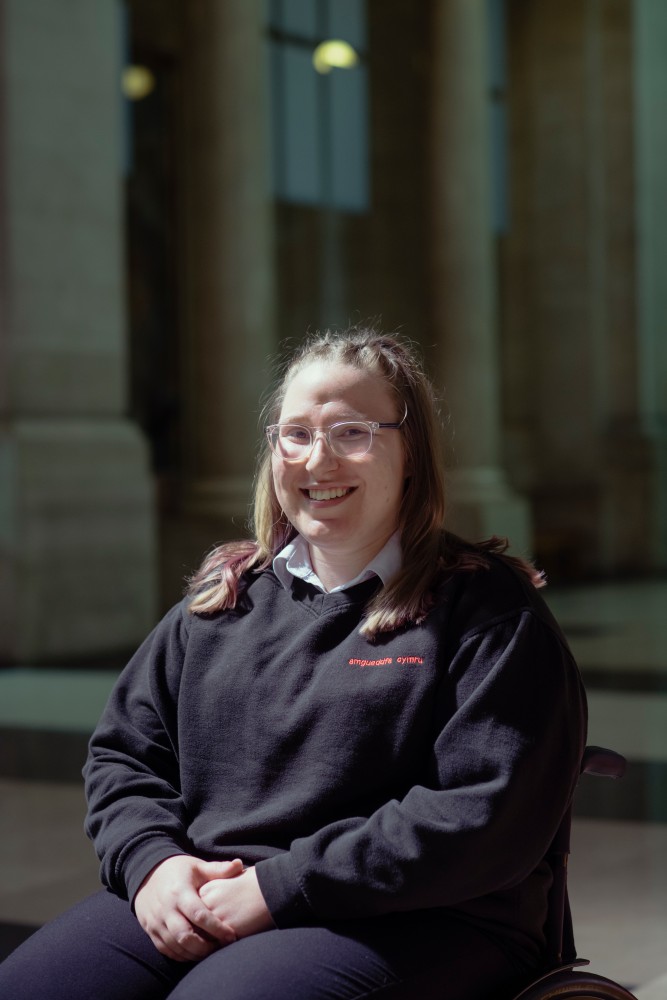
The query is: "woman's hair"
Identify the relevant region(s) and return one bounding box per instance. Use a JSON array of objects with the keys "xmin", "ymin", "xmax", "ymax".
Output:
[{"xmin": 187, "ymin": 325, "xmax": 544, "ymax": 637}]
